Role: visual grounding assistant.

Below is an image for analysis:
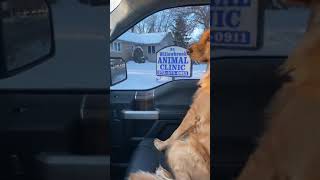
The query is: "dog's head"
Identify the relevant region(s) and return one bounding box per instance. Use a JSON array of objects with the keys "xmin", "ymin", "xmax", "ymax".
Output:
[
  {"xmin": 187, "ymin": 29, "xmax": 210, "ymax": 63},
  {"xmin": 187, "ymin": 30, "xmax": 211, "ymax": 94}
]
